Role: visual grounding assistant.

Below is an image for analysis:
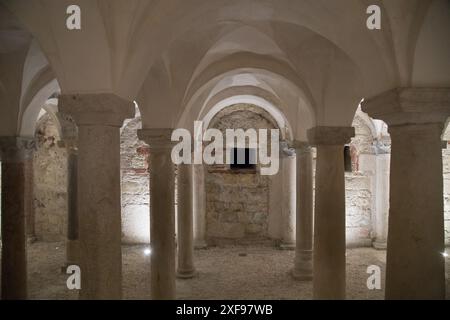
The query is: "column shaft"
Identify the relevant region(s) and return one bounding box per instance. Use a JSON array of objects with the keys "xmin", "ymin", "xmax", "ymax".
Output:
[
  {"xmin": 308, "ymin": 126, "xmax": 354, "ymax": 300},
  {"xmin": 0, "ymin": 138, "xmax": 34, "ymax": 300},
  {"xmin": 66, "ymin": 147, "xmax": 79, "ymax": 266},
  {"xmin": 77, "ymin": 125, "xmax": 123, "ymax": 299},
  {"xmin": 139, "ymin": 128, "xmax": 176, "ymax": 300},
  {"xmin": 281, "ymin": 152, "xmax": 296, "ymax": 247},
  {"xmin": 177, "ymin": 164, "xmax": 196, "ymax": 278},
  {"xmin": 60, "ymin": 93, "xmax": 134, "ymax": 299},
  {"xmin": 292, "ymin": 143, "xmax": 313, "ymax": 280},
  {"xmin": 313, "ymin": 145, "xmax": 346, "ymax": 299},
  {"xmin": 386, "ymin": 123, "xmax": 445, "ymax": 299},
  {"xmin": 24, "ymin": 157, "xmax": 35, "ymax": 242},
  {"xmin": 362, "ymin": 87, "xmax": 450, "ymax": 299},
  {"xmin": 193, "ymin": 164, "xmax": 207, "ymax": 248},
  {"xmin": 373, "ymin": 153, "xmax": 390, "ymax": 249}
]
